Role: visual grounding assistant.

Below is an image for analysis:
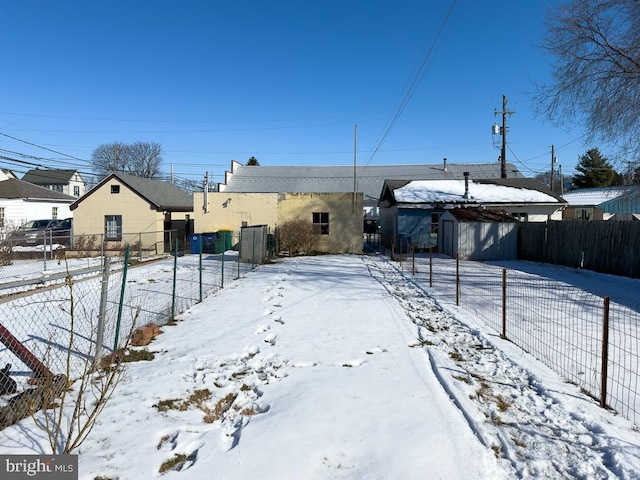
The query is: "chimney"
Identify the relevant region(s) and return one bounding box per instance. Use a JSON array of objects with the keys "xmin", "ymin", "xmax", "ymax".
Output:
[
  {"xmin": 442, "ymin": 157, "xmax": 448, "ymax": 172},
  {"xmin": 463, "ymin": 171, "xmax": 470, "ymax": 199}
]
